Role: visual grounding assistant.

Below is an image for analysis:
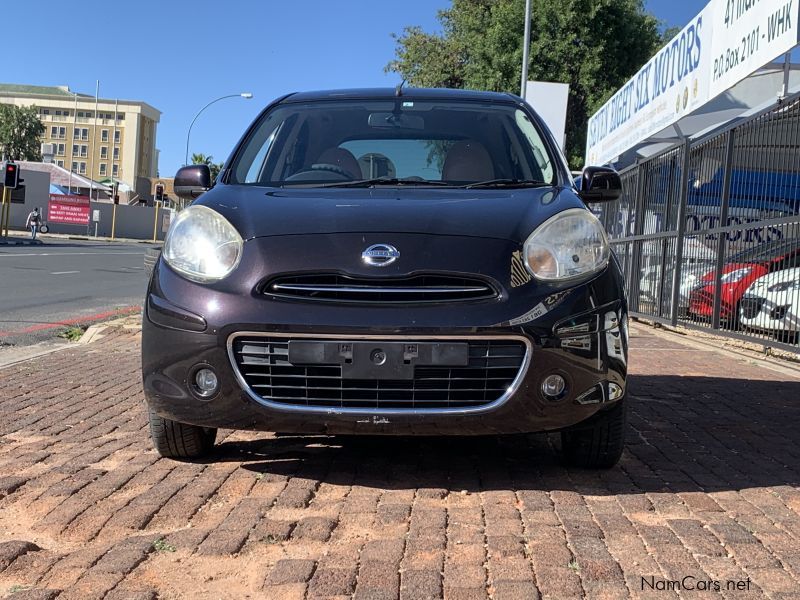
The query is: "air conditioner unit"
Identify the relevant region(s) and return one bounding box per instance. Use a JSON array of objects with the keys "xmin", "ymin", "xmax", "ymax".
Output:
[{"xmin": 41, "ymin": 143, "xmax": 57, "ymax": 162}]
